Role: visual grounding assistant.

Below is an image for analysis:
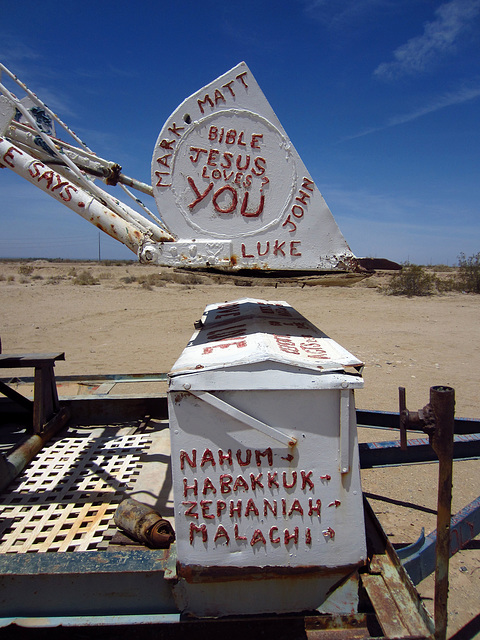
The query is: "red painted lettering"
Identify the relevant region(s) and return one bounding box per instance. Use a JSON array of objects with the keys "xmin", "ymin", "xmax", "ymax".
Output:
[
  {"xmin": 183, "ymin": 478, "xmax": 198, "ymax": 497},
  {"xmin": 222, "ymin": 80, "xmax": 236, "ymax": 97},
  {"xmin": 290, "ymin": 241, "xmax": 302, "ymax": 256},
  {"xmin": 212, "ymin": 184, "xmax": 237, "ymax": 213},
  {"xmin": 250, "ymin": 529, "xmax": 266, "ymax": 546},
  {"xmin": 251, "ymin": 157, "xmax": 266, "ymax": 176},
  {"xmin": 180, "ymin": 449, "xmax": 197, "ymax": 470},
  {"xmin": 241, "ymin": 192, "xmax": 265, "ymax": 217},
  {"xmin": 283, "ymin": 471, "xmax": 297, "ymax": 489},
  {"xmin": 236, "ymin": 449, "xmax": 252, "ymax": 467},
  {"xmin": 308, "ymin": 498, "xmax": 322, "ymax": 517},
  {"xmin": 267, "ymin": 471, "xmax": 279, "ymax": 489},
  {"xmin": 301, "ymin": 470, "xmax": 314, "ymax": 490},
  {"xmin": 257, "ymin": 241, "xmax": 270, "ymax": 256},
  {"xmin": 233, "ymin": 475, "xmax": 249, "ymax": 492},
  {"xmin": 264, "ymin": 499, "xmax": 277, "ymax": 516},
  {"xmin": 255, "ymin": 448, "xmax": 273, "ymax": 467},
  {"xmin": 154, "ymin": 171, "xmax": 171, "ymax": 187},
  {"xmin": 230, "ymin": 499, "xmax": 242, "ymax": 517},
  {"xmin": 3, "ymin": 145, "xmax": 22, "ymax": 167},
  {"xmin": 190, "ymin": 523, "xmax": 207, "ymax": 543},
  {"xmin": 288, "ymin": 499, "xmax": 304, "ymax": 517},
  {"xmin": 156, "ymin": 154, "xmax": 172, "ymax": 168},
  {"xmin": 214, "ymin": 524, "xmax": 230, "ymax": 544},
  {"xmin": 284, "ymin": 527, "xmax": 299, "ymax": 545},
  {"xmin": 200, "ymin": 448, "xmax": 216, "ymax": 468},
  {"xmin": 200, "ymin": 500, "xmax": 215, "ymax": 519},
  {"xmin": 218, "ymin": 449, "xmax": 232, "ymax": 465},
  {"xmin": 207, "ymin": 149, "xmax": 219, "ymax": 166},
  {"xmin": 182, "ymin": 501, "xmax": 198, "ymax": 519},
  {"xmin": 269, "ymin": 526, "xmax": 280, "ymax": 544},
  {"xmin": 249, "ymin": 473, "xmax": 264, "ymax": 491},
  {"xmin": 202, "ymin": 477, "xmax": 217, "ymax": 495},
  {"xmin": 168, "ymin": 123, "xmax": 184, "ymax": 137},
  {"xmin": 282, "ymin": 215, "xmax": 297, "ymax": 233},
  {"xmin": 189, "ymin": 147, "xmax": 207, "ymax": 163},
  {"xmin": 250, "ymin": 134, "xmax": 263, "ymax": 149},
  {"xmin": 241, "ymin": 243, "xmax": 254, "ymax": 258},
  {"xmin": 245, "ymin": 498, "xmax": 259, "ymax": 517},
  {"xmin": 187, "ymin": 176, "xmax": 214, "ymax": 209},
  {"xmin": 236, "ymin": 71, "xmax": 248, "ymax": 89},
  {"xmin": 214, "ymin": 89, "xmax": 226, "ymax": 106},
  {"xmin": 220, "ymin": 474, "xmax": 233, "ymax": 494},
  {"xmin": 198, "ymin": 94, "xmax": 214, "ymax": 114}
]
